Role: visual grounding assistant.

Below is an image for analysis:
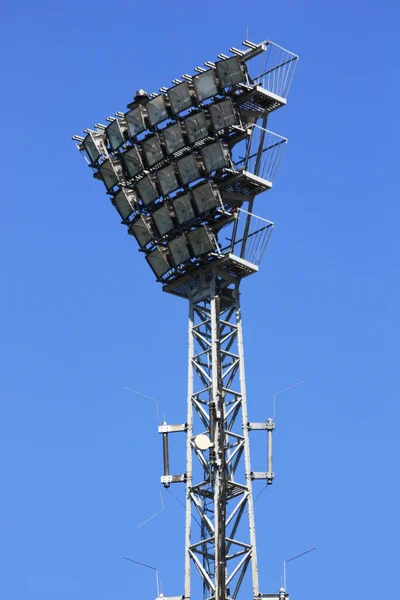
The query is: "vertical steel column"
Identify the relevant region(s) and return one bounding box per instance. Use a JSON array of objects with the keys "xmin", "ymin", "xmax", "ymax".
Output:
[
  {"xmin": 184, "ymin": 302, "xmax": 194, "ymax": 600},
  {"xmin": 236, "ymin": 301, "xmax": 259, "ymax": 598},
  {"xmin": 211, "ymin": 290, "xmax": 227, "ymax": 600}
]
